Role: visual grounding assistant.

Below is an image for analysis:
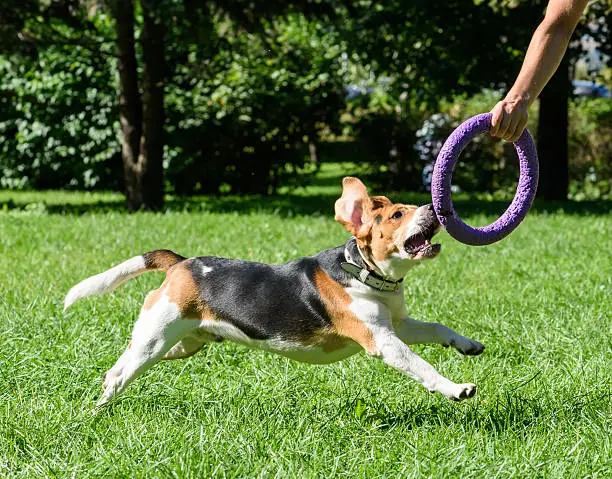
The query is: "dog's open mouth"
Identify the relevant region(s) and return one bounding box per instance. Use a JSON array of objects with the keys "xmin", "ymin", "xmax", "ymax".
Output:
[{"xmin": 404, "ymin": 230, "xmax": 441, "ymax": 258}]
